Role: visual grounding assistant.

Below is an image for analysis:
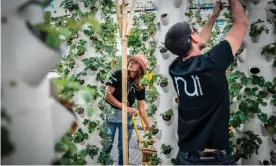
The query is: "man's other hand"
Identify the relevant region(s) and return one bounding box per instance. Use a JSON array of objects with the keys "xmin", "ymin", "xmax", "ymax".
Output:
[{"xmin": 212, "ymin": 0, "xmax": 223, "ymax": 17}]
